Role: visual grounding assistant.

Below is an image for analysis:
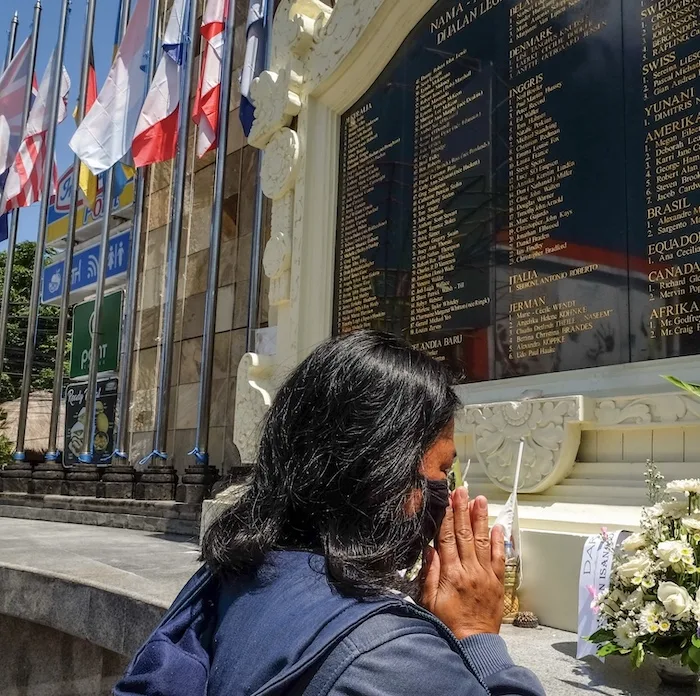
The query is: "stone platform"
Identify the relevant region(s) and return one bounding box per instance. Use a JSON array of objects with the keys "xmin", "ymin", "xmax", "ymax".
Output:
[
  {"xmin": 0, "ymin": 518, "xmax": 199, "ymax": 660},
  {"xmin": 0, "ymin": 492, "xmax": 201, "ymax": 537}
]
